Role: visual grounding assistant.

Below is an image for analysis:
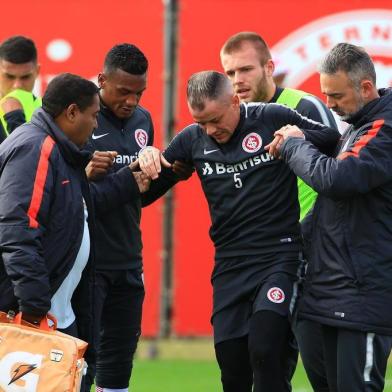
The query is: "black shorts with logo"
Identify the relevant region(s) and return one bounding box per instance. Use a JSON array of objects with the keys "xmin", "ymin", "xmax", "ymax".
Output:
[{"xmin": 211, "ymin": 252, "xmax": 301, "ymax": 344}]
